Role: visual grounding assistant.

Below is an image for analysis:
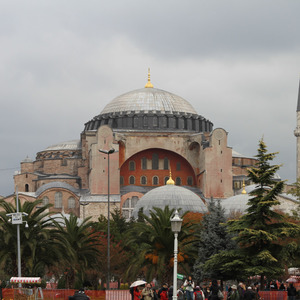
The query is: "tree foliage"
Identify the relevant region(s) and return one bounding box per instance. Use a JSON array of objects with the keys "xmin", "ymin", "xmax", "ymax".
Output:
[
  {"xmin": 194, "ymin": 199, "xmax": 236, "ymax": 282},
  {"xmin": 125, "ymin": 206, "xmax": 197, "ymax": 285},
  {"xmin": 51, "ymin": 214, "xmax": 101, "ymax": 288},
  {"xmin": 0, "ymin": 198, "xmax": 58, "ymax": 277},
  {"xmin": 207, "ymin": 139, "xmax": 300, "ymax": 284}
]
